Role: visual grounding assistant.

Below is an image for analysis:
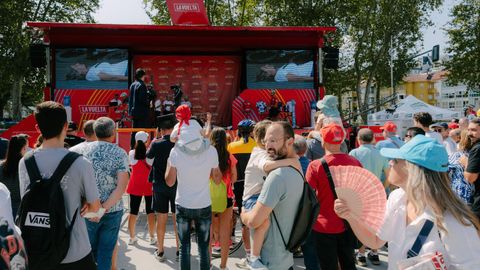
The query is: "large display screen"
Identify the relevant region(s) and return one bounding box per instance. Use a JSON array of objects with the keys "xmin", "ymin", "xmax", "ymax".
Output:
[
  {"xmin": 55, "ymin": 48, "xmax": 128, "ymax": 89},
  {"xmin": 246, "ymin": 50, "xmax": 314, "ymax": 89}
]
